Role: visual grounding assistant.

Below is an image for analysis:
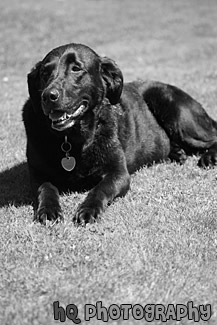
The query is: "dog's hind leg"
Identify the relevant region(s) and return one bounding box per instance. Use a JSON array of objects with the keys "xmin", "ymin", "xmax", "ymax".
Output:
[
  {"xmin": 142, "ymin": 81, "xmax": 217, "ymax": 167},
  {"xmin": 168, "ymin": 142, "xmax": 187, "ymax": 164}
]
